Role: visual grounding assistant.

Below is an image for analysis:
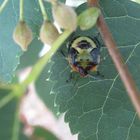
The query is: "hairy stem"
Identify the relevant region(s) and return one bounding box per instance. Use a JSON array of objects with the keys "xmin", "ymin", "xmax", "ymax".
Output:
[
  {"xmin": 20, "ymin": 0, "xmax": 24, "ymax": 21},
  {"xmin": 0, "ymin": 0, "xmax": 9, "ymax": 14},
  {"xmin": 87, "ymin": 0, "xmax": 140, "ymax": 117},
  {"xmin": 38, "ymin": 0, "xmax": 48, "ymax": 21}
]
